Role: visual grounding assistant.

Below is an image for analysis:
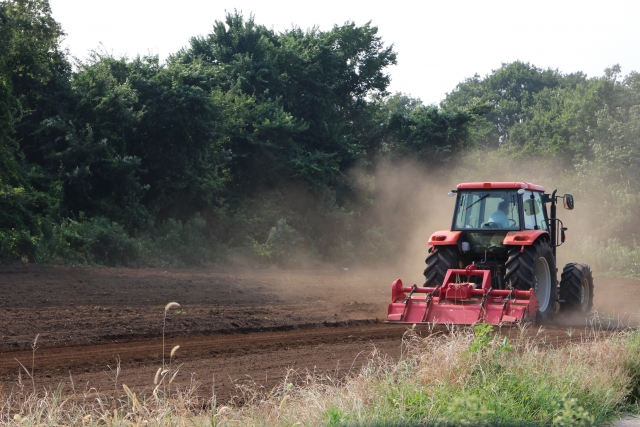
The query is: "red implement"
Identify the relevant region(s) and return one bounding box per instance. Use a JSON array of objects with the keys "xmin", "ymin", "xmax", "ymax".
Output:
[{"xmin": 387, "ymin": 266, "xmax": 538, "ymax": 325}]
